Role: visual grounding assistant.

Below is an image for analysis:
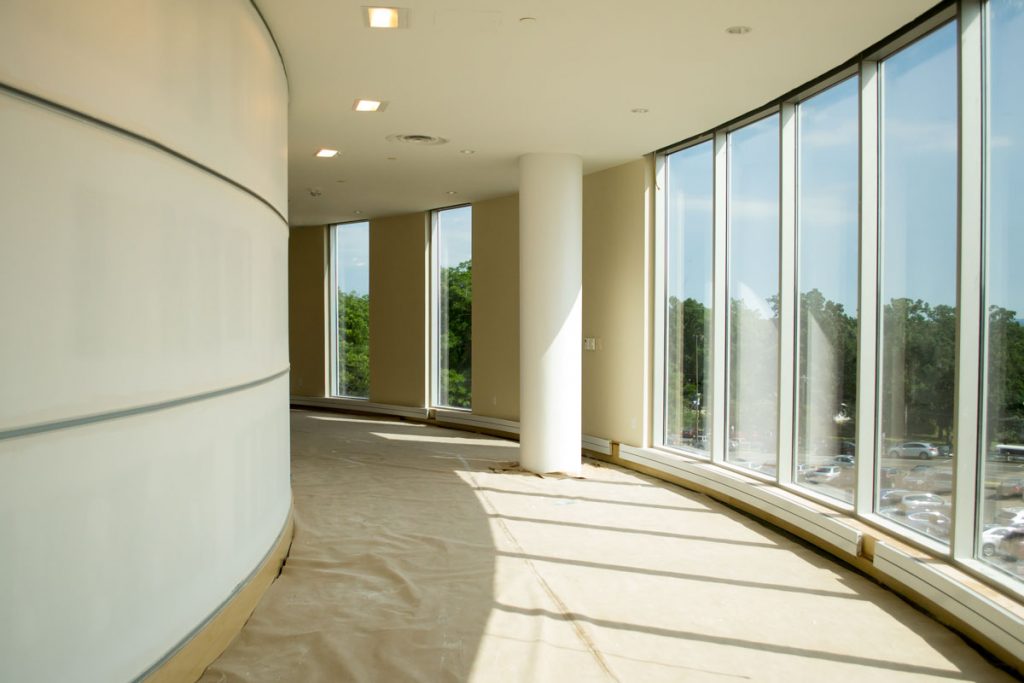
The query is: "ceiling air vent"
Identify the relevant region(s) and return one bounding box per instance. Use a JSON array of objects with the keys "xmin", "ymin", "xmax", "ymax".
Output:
[{"xmin": 386, "ymin": 133, "xmax": 449, "ymax": 146}]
